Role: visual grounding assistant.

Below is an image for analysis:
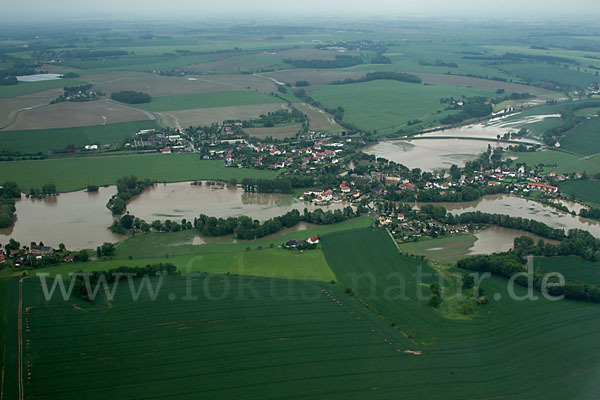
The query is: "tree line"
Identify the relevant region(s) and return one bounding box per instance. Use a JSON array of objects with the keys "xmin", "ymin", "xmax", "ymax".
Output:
[
  {"xmin": 106, "ymin": 176, "xmax": 155, "ymax": 215},
  {"xmin": 440, "ymin": 97, "xmax": 493, "ymax": 125},
  {"xmin": 0, "ymin": 181, "xmax": 20, "ymax": 228},
  {"xmin": 194, "ymin": 206, "xmax": 364, "ymax": 240},
  {"xmin": 284, "ymin": 55, "xmax": 364, "ymax": 69},
  {"xmin": 457, "ymin": 253, "xmax": 600, "ymax": 303},
  {"xmin": 110, "ymin": 91, "xmax": 152, "ymax": 104},
  {"xmin": 330, "ymin": 71, "xmax": 421, "ymax": 85},
  {"xmin": 71, "ymin": 263, "xmax": 178, "ymax": 302}
]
